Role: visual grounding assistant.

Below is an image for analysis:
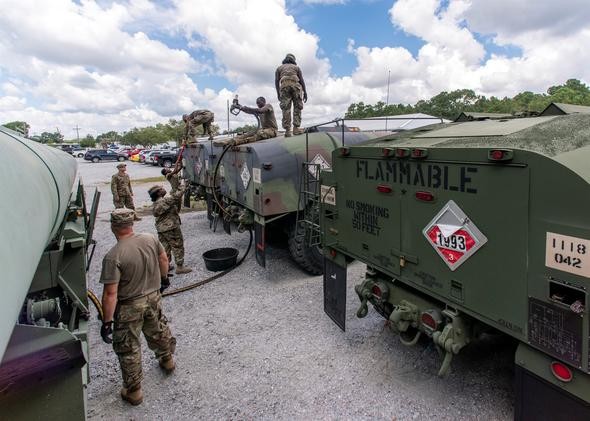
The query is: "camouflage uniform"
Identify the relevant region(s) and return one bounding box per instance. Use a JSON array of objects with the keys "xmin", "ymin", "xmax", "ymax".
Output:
[
  {"xmin": 111, "ymin": 172, "xmax": 135, "ymax": 209},
  {"xmin": 233, "ymin": 103, "xmax": 278, "ymax": 145},
  {"xmin": 113, "ymin": 291, "xmax": 173, "ymax": 390},
  {"xmin": 275, "ymin": 54, "xmax": 307, "ymax": 134},
  {"xmin": 184, "ymin": 109, "xmax": 214, "ymax": 143},
  {"xmin": 166, "ymin": 172, "xmax": 182, "ymax": 211},
  {"xmin": 101, "ymin": 209, "xmax": 175, "ymax": 394},
  {"xmin": 153, "ymin": 186, "xmax": 186, "ymax": 266}
]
